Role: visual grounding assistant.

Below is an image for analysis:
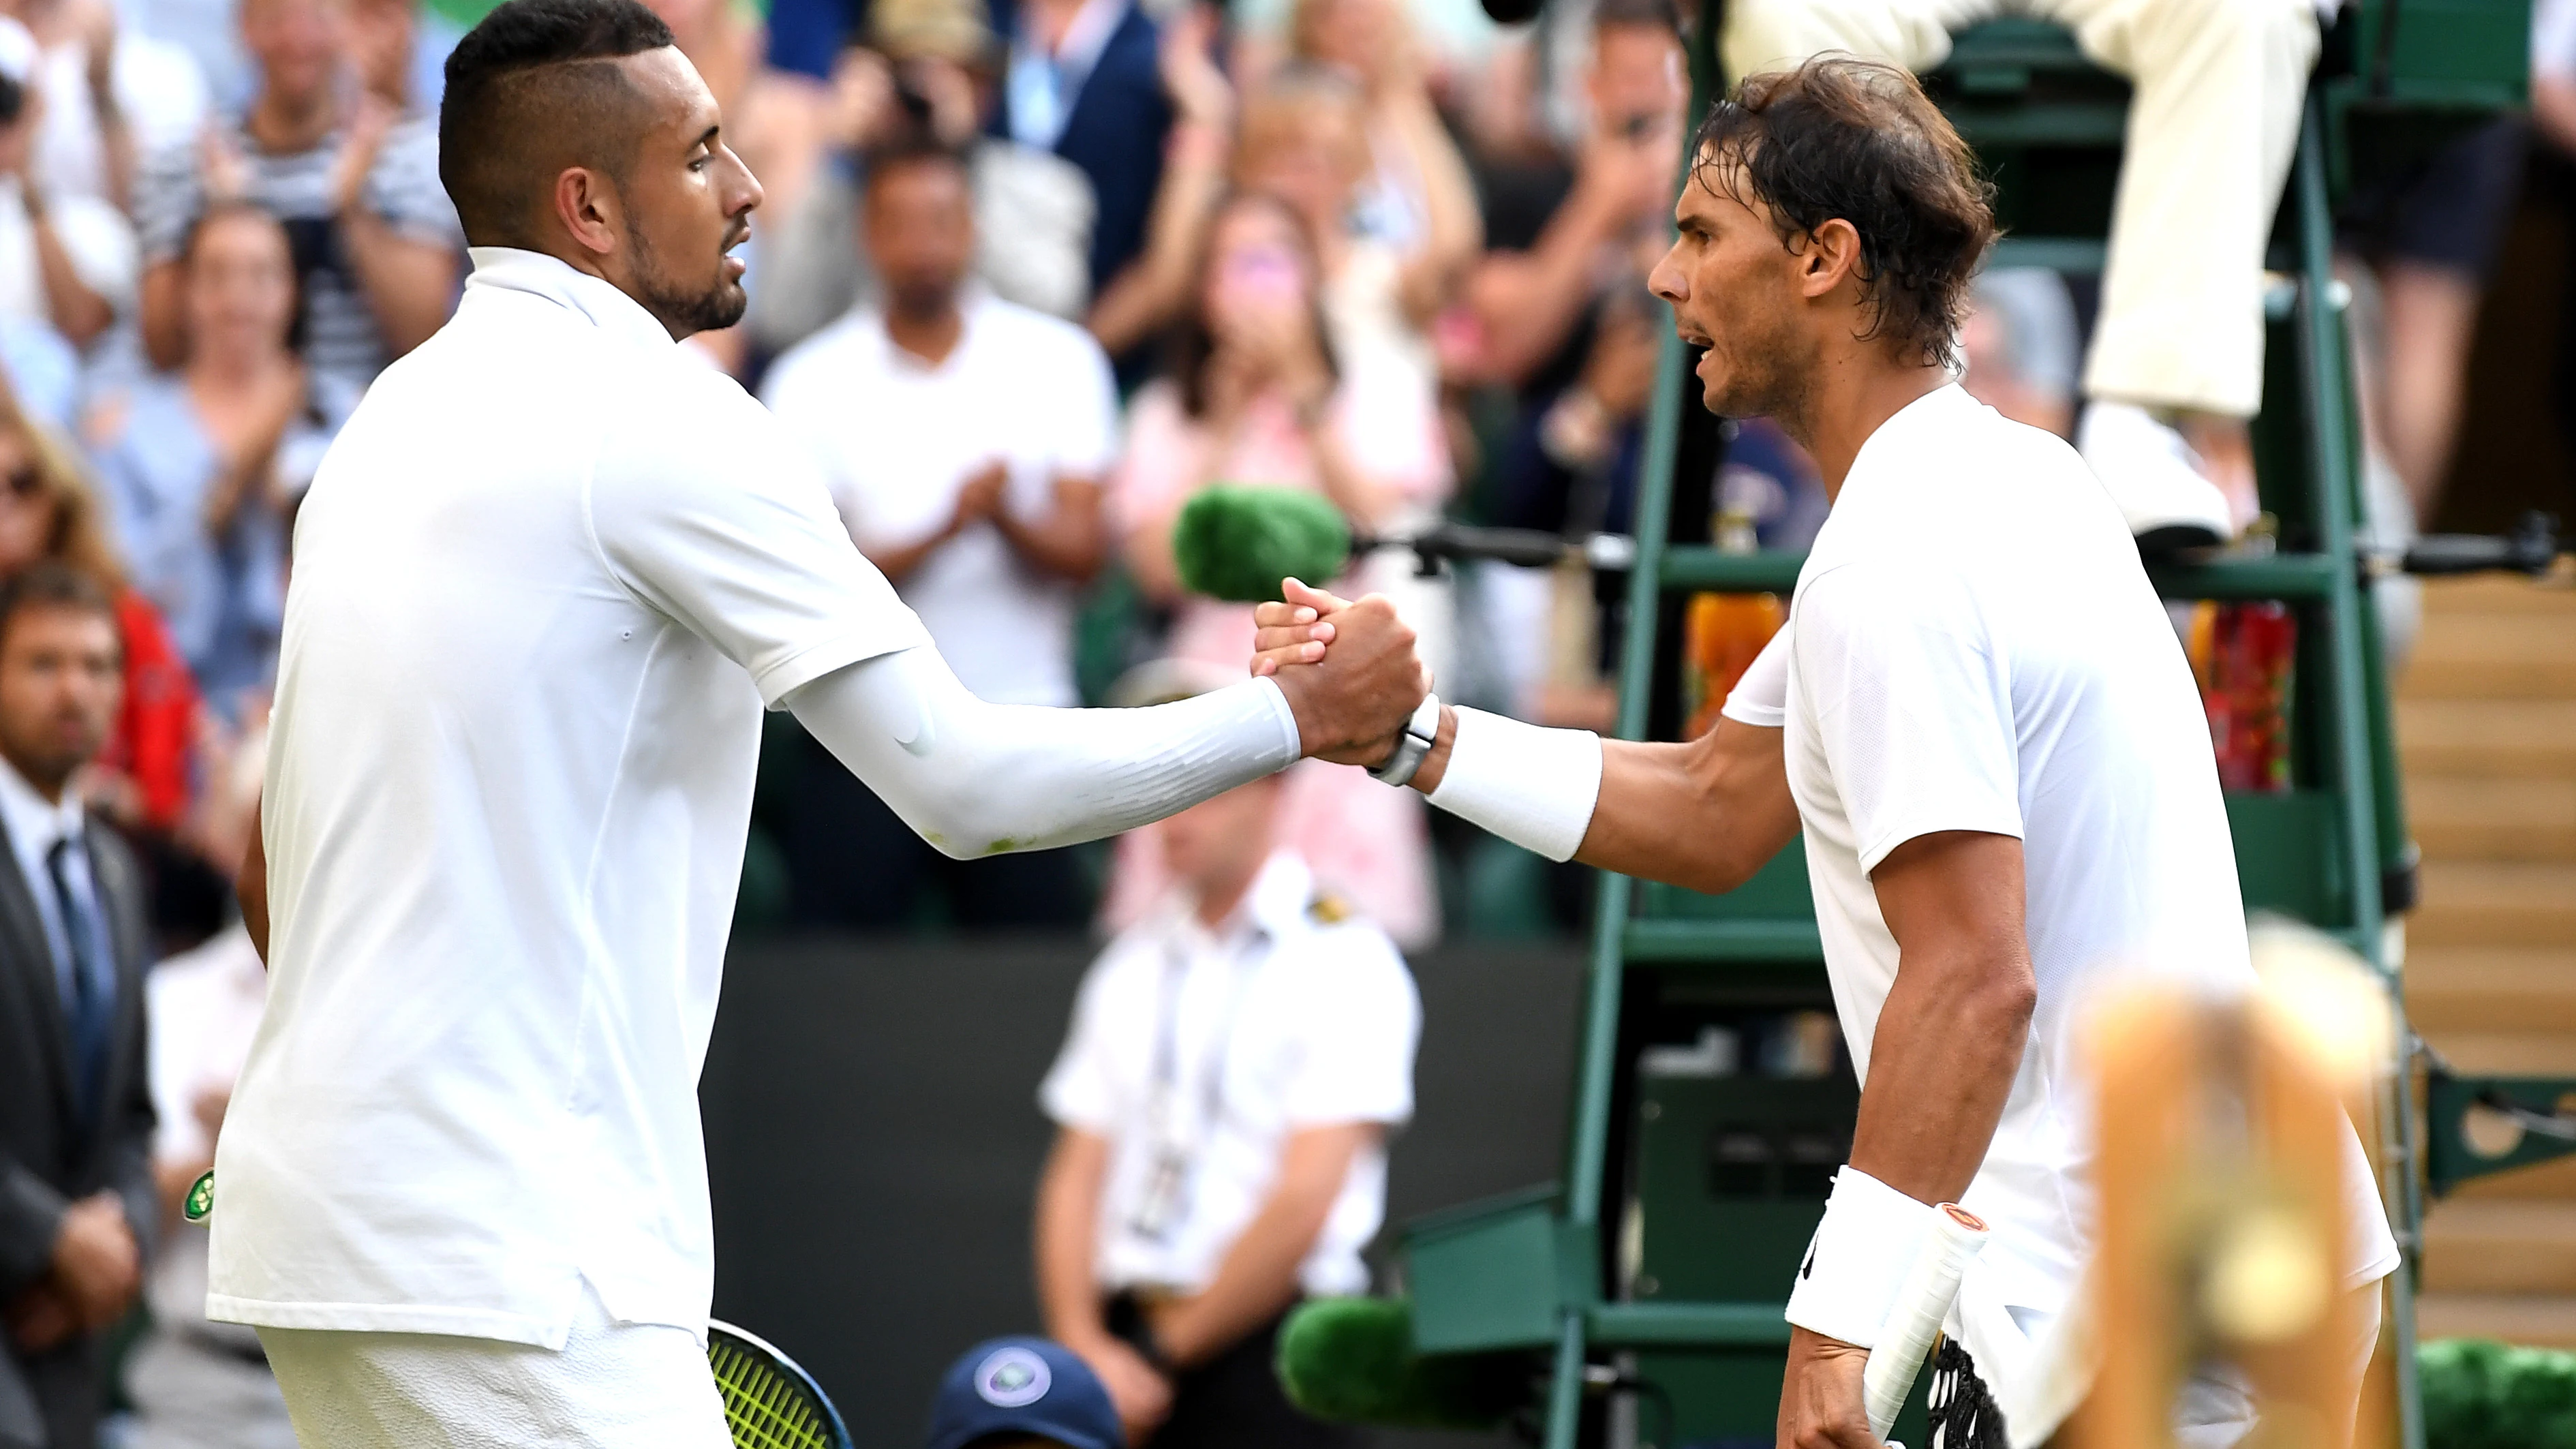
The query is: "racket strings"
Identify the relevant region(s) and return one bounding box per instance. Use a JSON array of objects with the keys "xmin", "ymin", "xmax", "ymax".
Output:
[
  {"xmin": 1925, "ymin": 1339, "xmax": 2010, "ymax": 1449},
  {"xmin": 709, "ymin": 1339, "xmax": 833, "ymax": 1449}
]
